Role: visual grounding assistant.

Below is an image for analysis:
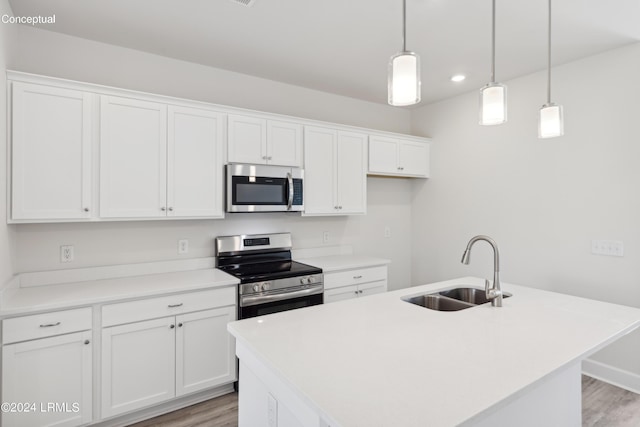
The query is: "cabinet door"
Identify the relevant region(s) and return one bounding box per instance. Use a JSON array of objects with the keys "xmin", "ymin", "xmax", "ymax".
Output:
[
  {"xmin": 267, "ymin": 120, "xmax": 303, "ymax": 167},
  {"xmin": 100, "ymin": 96, "xmax": 167, "ymax": 218},
  {"xmin": 227, "ymin": 115, "xmax": 267, "ymax": 164},
  {"xmin": 398, "ymin": 140, "xmax": 429, "ymax": 177},
  {"xmin": 368, "ymin": 135, "xmax": 398, "ymax": 175},
  {"xmin": 175, "ymin": 306, "xmax": 236, "ymax": 396},
  {"xmin": 167, "ymin": 106, "xmax": 224, "ymax": 218},
  {"xmin": 324, "ymin": 285, "xmax": 359, "ymax": 304},
  {"xmin": 336, "ymin": 131, "xmax": 367, "ymax": 214},
  {"xmin": 358, "ymin": 280, "xmax": 388, "ymax": 298},
  {"xmin": 303, "ymin": 126, "xmax": 337, "ymax": 215},
  {"xmin": 11, "ymin": 82, "xmax": 92, "ymax": 220},
  {"xmin": 2, "ymin": 331, "xmax": 92, "ymax": 427},
  {"xmin": 101, "ymin": 317, "xmax": 176, "ymax": 418}
]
